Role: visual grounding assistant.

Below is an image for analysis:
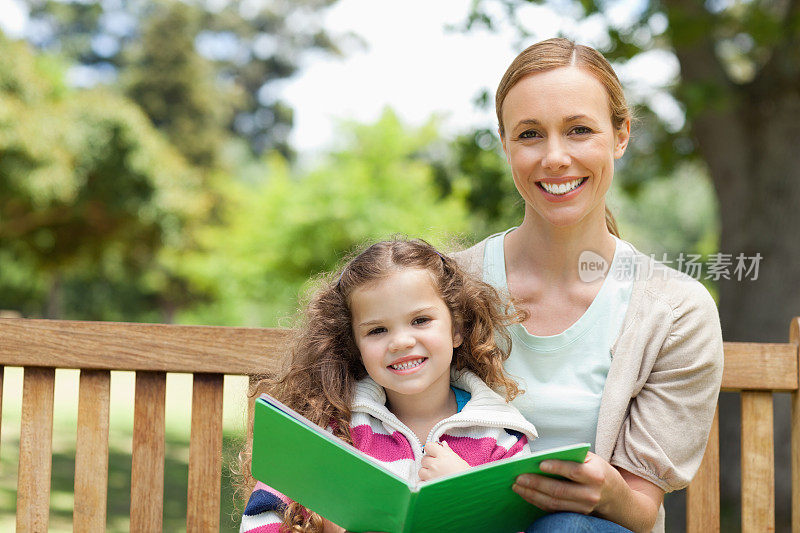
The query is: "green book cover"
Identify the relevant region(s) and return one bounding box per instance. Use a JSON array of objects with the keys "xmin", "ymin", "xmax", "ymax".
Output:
[{"xmin": 251, "ymin": 393, "xmax": 590, "ymax": 533}]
